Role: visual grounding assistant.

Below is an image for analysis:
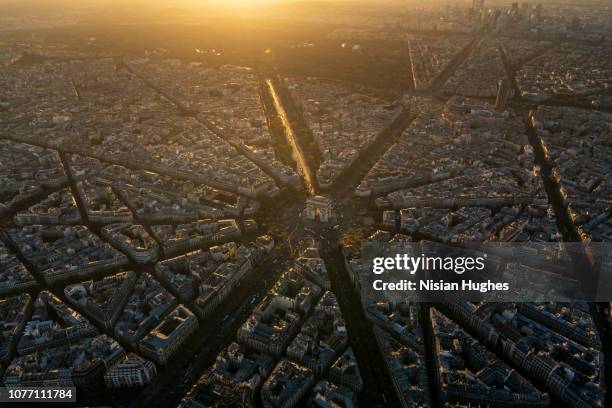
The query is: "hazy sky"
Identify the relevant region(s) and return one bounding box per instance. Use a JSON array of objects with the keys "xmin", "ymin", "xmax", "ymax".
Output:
[
  {"xmin": 0, "ymin": 0, "xmax": 467, "ymax": 6},
  {"xmin": 0, "ymin": 0, "xmax": 603, "ymax": 17}
]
